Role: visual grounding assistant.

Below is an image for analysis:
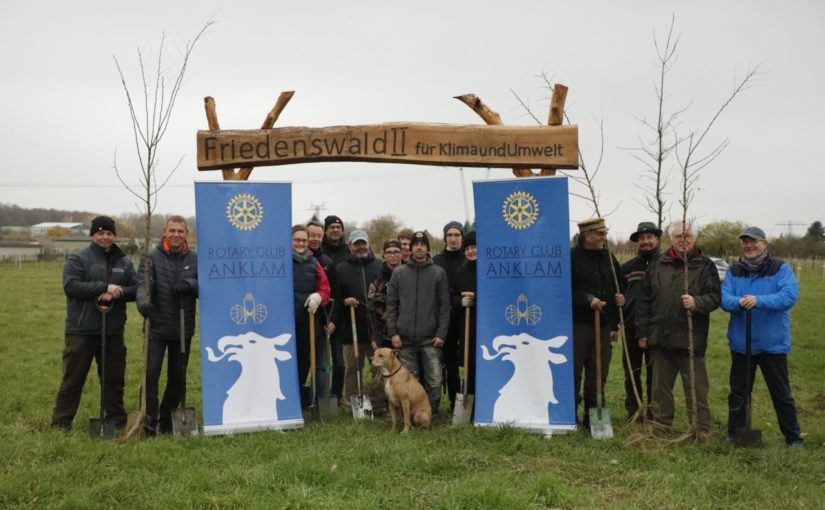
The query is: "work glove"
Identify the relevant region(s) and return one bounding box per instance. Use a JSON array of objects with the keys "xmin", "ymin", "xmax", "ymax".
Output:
[
  {"xmin": 174, "ymin": 281, "xmax": 191, "ymax": 296},
  {"xmin": 461, "ymin": 293, "xmax": 475, "ymax": 308},
  {"xmin": 305, "ymin": 292, "xmax": 322, "ymax": 314}
]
